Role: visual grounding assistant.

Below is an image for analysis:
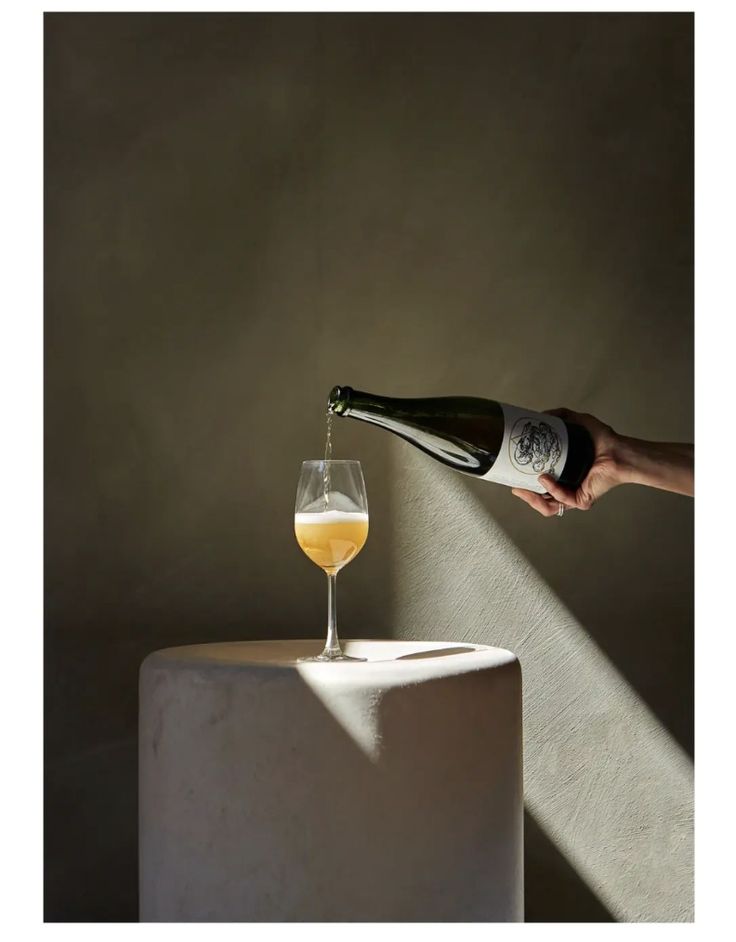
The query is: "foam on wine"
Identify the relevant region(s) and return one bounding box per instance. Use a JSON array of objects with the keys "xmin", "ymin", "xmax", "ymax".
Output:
[{"xmin": 295, "ymin": 511, "xmax": 369, "ymax": 525}]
